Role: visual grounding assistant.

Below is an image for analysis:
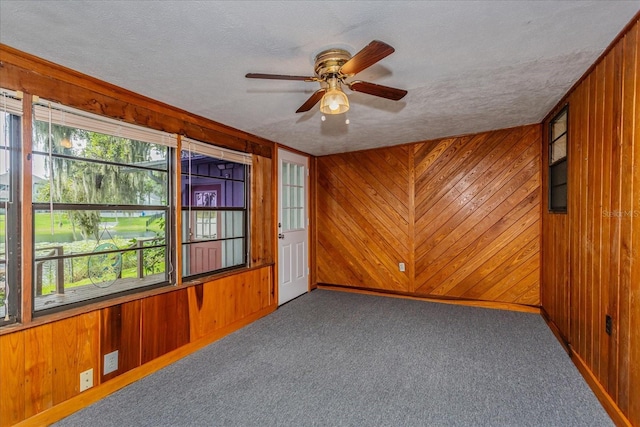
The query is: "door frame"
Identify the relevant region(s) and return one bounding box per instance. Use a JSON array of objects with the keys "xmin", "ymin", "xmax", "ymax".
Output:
[{"xmin": 275, "ymin": 146, "xmax": 311, "ymax": 305}]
